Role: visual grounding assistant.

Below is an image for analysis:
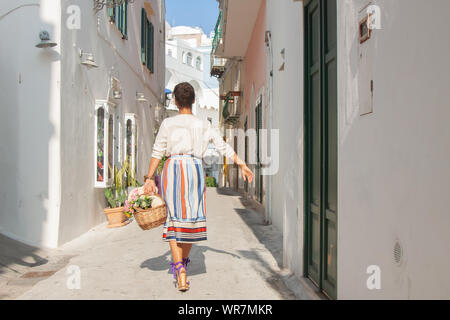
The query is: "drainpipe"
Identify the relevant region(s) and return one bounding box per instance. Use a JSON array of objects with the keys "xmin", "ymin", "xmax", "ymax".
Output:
[{"xmin": 265, "ymin": 28, "xmax": 273, "ymax": 225}]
